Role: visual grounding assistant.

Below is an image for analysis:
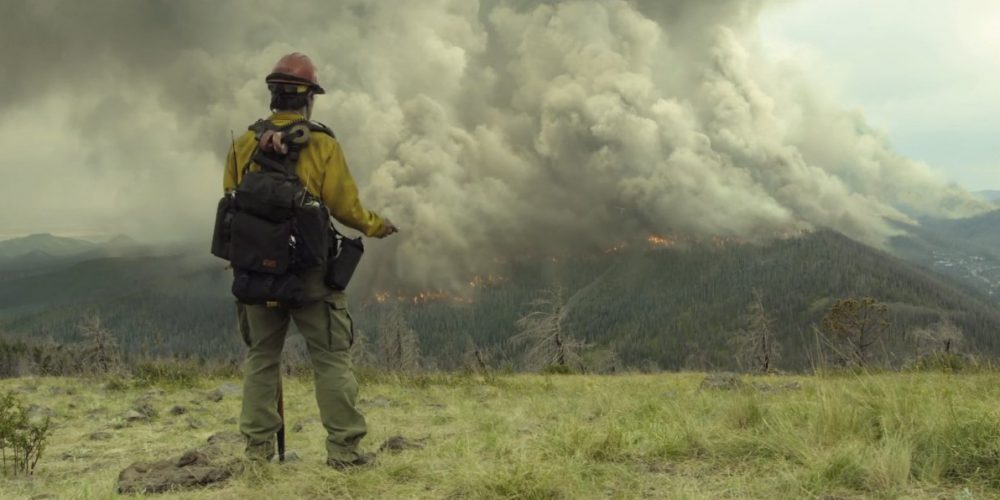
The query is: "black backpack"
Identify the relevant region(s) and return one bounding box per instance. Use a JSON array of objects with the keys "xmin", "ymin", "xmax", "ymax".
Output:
[{"xmin": 211, "ymin": 119, "xmax": 334, "ymax": 307}]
